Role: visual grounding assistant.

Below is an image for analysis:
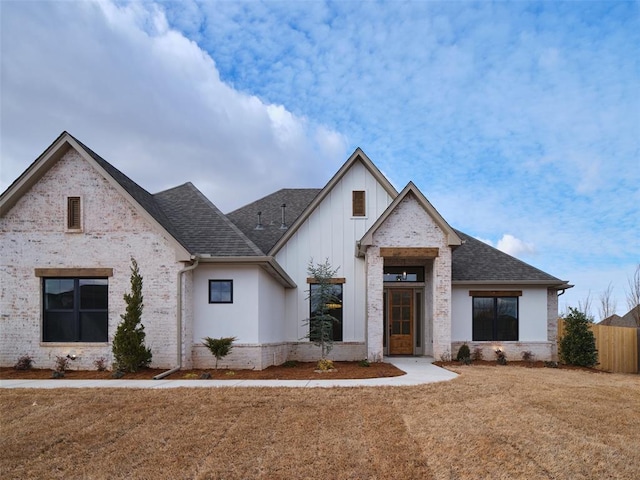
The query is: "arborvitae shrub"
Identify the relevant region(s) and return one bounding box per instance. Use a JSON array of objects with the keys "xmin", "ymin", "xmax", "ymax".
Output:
[
  {"xmin": 456, "ymin": 343, "xmax": 471, "ymax": 362},
  {"xmin": 559, "ymin": 308, "xmax": 598, "ymax": 367},
  {"xmin": 112, "ymin": 258, "xmax": 152, "ymax": 372}
]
